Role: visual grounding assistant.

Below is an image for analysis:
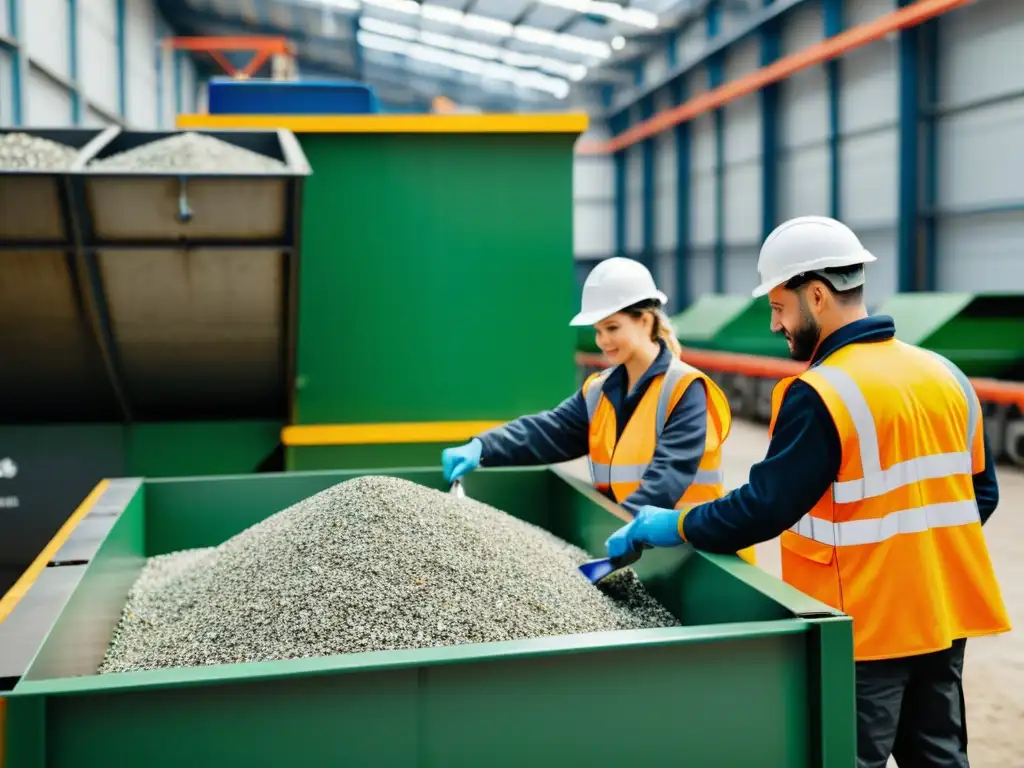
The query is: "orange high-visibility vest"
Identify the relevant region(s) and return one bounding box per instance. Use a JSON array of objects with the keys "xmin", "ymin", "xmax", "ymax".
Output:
[
  {"xmin": 771, "ymin": 338, "xmax": 1011, "ymax": 661},
  {"xmin": 583, "ymin": 359, "xmax": 757, "ymax": 565}
]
